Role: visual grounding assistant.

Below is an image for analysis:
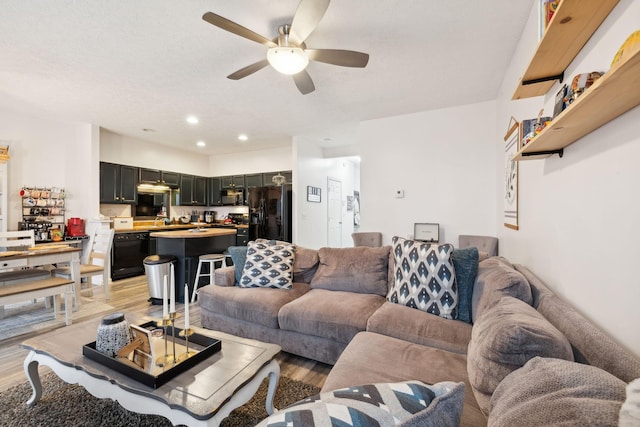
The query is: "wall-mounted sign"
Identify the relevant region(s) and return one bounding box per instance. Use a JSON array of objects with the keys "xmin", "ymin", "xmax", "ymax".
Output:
[{"xmin": 307, "ymin": 186, "xmax": 321, "ymax": 203}]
